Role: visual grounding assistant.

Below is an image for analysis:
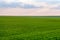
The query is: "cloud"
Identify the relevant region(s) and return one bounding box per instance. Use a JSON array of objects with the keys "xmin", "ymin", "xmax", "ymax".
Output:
[
  {"xmin": 34, "ymin": 0, "xmax": 60, "ymax": 8},
  {"xmin": 0, "ymin": 2, "xmax": 39, "ymax": 8},
  {"xmin": 0, "ymin": 0, "xmax": 60, "ymax": 9},
  {"xmin": 51, "ymin": 6, "xmax": 60, "ymax": 10}
]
